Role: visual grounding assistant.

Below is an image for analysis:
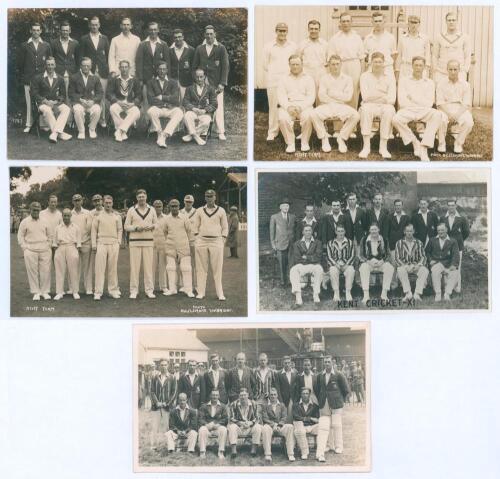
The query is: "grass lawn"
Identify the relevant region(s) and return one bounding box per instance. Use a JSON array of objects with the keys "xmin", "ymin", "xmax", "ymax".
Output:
[
  {"xmin": 10, "ymin": 233, "xmax": 247, "ymax": 317},
  {"xmin": 8, "ymin": 93, "xmax": 247, "ymax": 161},
  {"xmin": 137, "ymin": 403, "xmax": 367, "ymax": 468},
  {"xmin": 253, "ymin": 107, "xmax": 492, "ymax": 162},
  {"xmin": 258, "ymin": 248, "xmax": 488, "ymax": 312}
]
